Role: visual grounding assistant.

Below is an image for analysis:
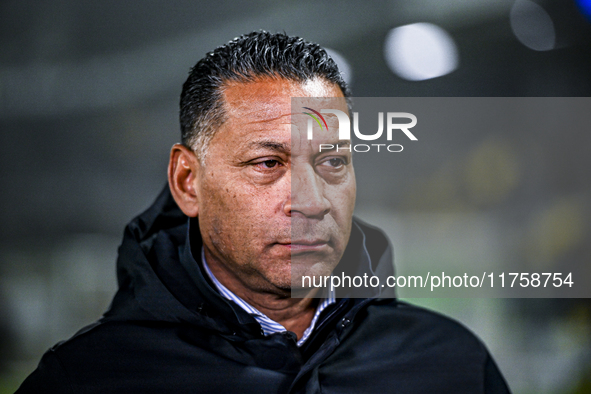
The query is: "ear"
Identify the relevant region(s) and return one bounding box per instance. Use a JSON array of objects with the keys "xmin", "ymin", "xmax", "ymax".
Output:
[{"xmin": 168, "ymin": 144, "xmax": 201, "ymax": 217}]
